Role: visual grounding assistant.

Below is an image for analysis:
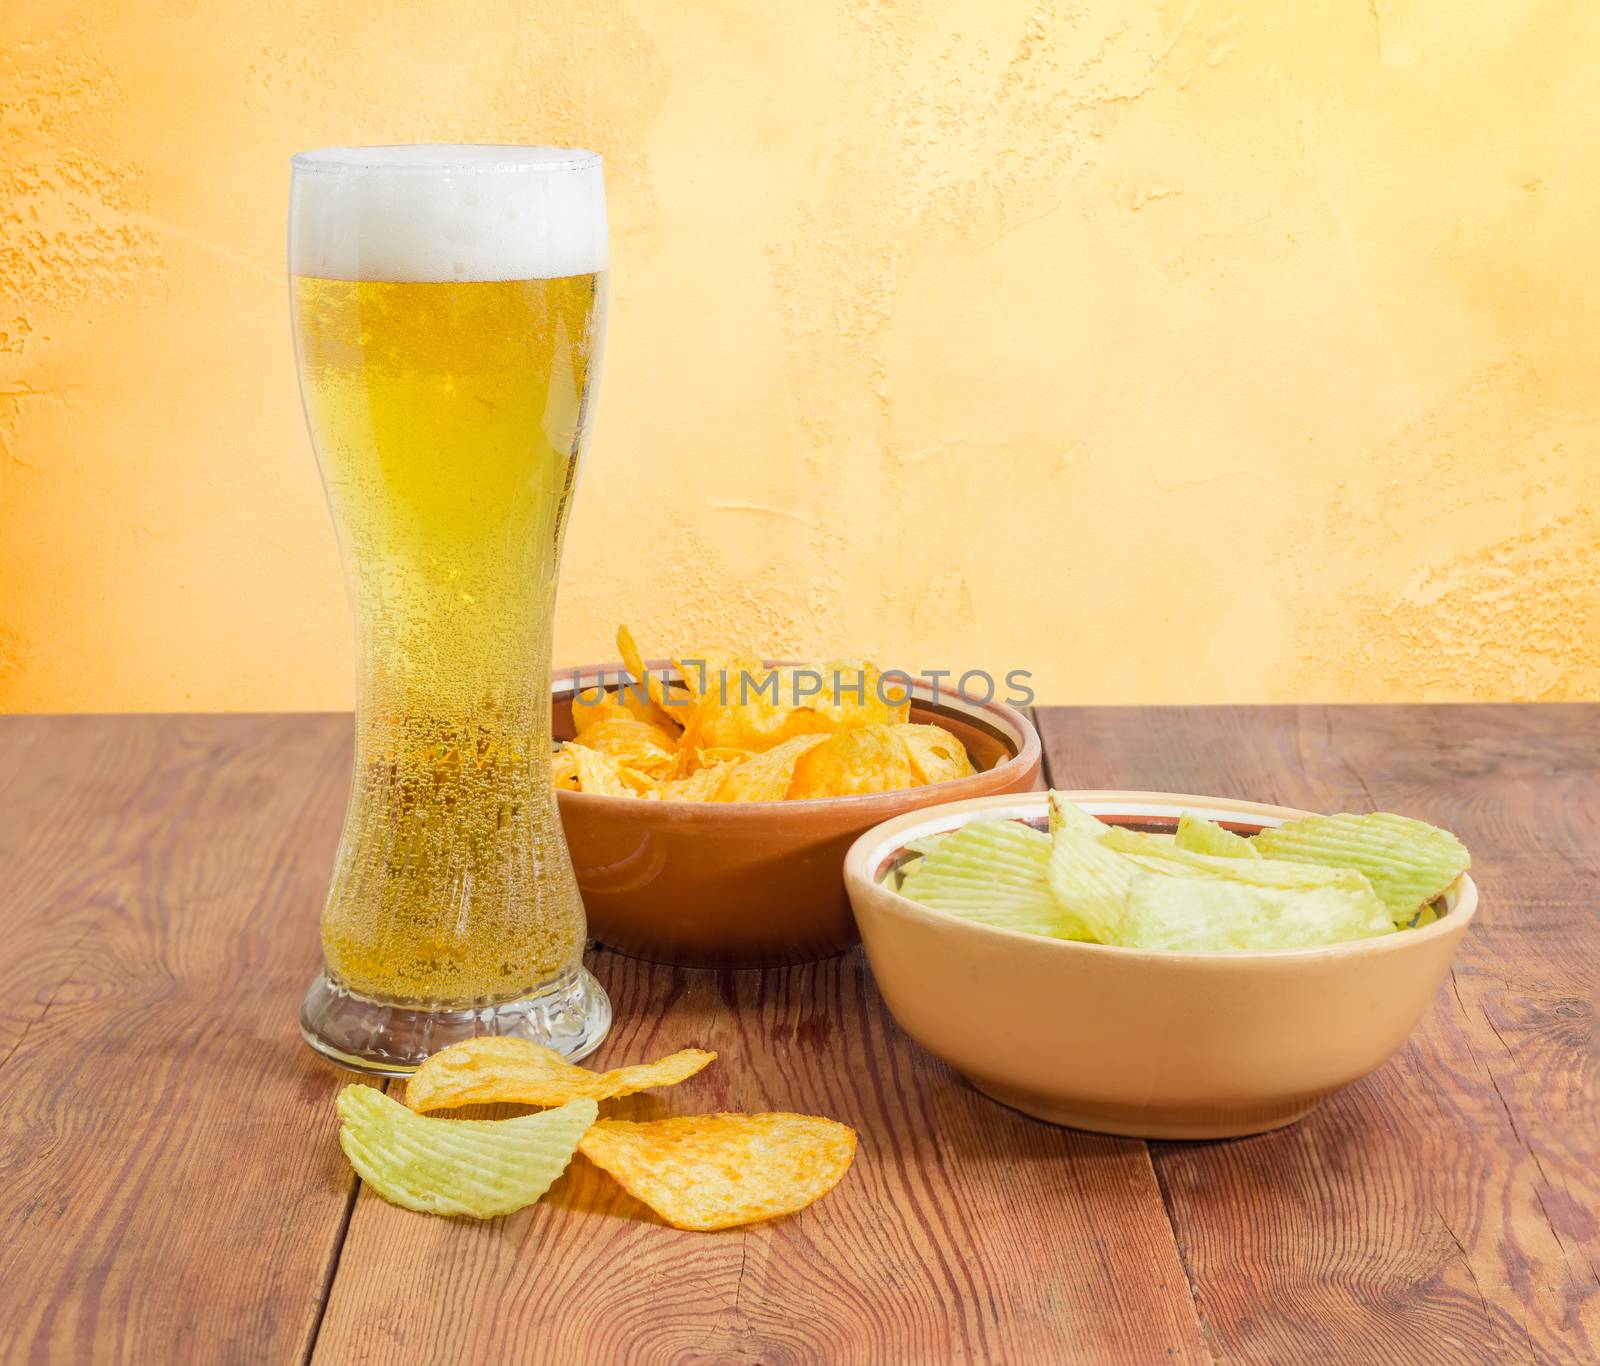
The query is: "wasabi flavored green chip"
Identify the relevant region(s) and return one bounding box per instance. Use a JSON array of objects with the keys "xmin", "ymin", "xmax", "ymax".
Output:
[
  {"xmin": 893, "ymin": 801, "xmax": 1462, "ymax": 954},
  {"xmin": 899, "ymin": 818, "xmax": 1086, "ymax": 939},
  {"xmin": 337, "ymin": 1085, "xmax": 596, "ymax": 1219},
  {"xmin": 1118, "ymin": 870, "xmax": 1394, "ymax": 953},
  {"xmin": 1047, "ymin": 791, "xmax": 1110, "ymax": 841},
  {"xmin": 1174, "ymin": 812, "xmax": 1260, "ymax": 860},
  {"xmin": 1102, "ymin": 827, "xmax": 1371, "ymax": 892},
  {"xmin": 1045, "ymin": 827, "xmax": 1131, "ymax": 943},
  {"xmin": 1252, "ymin": 812, "xmax": 1469, "ymax": 922}
]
